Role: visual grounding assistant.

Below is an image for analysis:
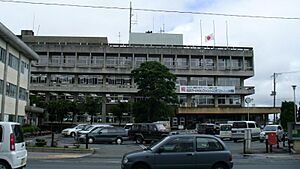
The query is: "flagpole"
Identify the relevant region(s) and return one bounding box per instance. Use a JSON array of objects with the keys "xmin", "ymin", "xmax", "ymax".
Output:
[
  {"xmin": 200, "ymin": 20, "xmax": 203, "ymax": 46},
  {"xmin": 226, "ymin": 21, "xmax": 229, "ymax": 47},
  {"xmin": 213, "ymin": 20, "xmax": 216, "ymax": 47}
]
